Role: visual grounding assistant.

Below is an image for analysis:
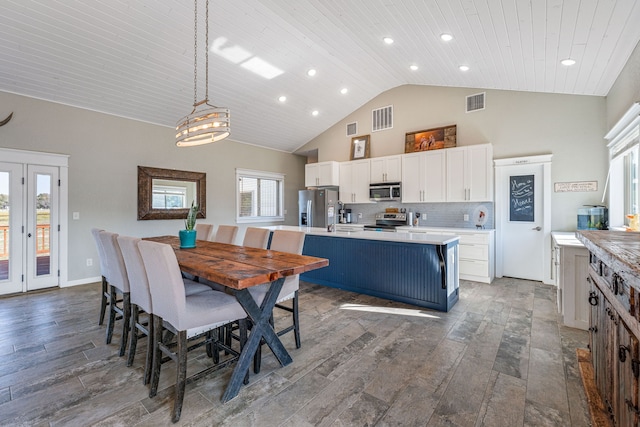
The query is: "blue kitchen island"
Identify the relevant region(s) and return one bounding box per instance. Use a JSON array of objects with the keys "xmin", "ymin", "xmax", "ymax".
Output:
[{"xmin": 265, "ymin": 226, "xmax": 460, "ymax": 312}]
